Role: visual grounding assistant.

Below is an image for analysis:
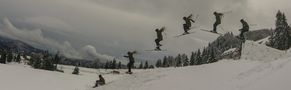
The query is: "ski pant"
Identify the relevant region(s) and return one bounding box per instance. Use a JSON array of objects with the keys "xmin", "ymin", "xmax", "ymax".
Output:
[
  {"xmin": 183, "ymin": 24, "xmax": 190, "ymax": 33},
  {"xmin": 240, "ymin": 30, "xmax": 248, "ymax": 39},
  {"xmin": 94, "ymin": 80, "xmax": 105, "ymax": 87},
  {"xmin": 213, "ymin": 21, "xmax": 221, "ymax": 32},
  {"xmin": 127, "ymin": 62, "xmax": 134, "ymax": 73},
  {"xmin": 155, "ymin": 38, "xmax": 163, "ymax": 46}
]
